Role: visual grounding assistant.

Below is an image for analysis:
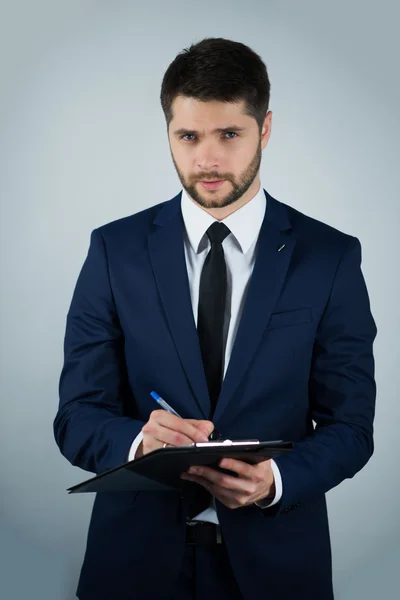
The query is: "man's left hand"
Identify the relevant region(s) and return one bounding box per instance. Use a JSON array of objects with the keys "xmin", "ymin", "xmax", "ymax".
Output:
[{"xmin": 180, "ymin": 458, "xmax": 275, "ymax": 509}]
